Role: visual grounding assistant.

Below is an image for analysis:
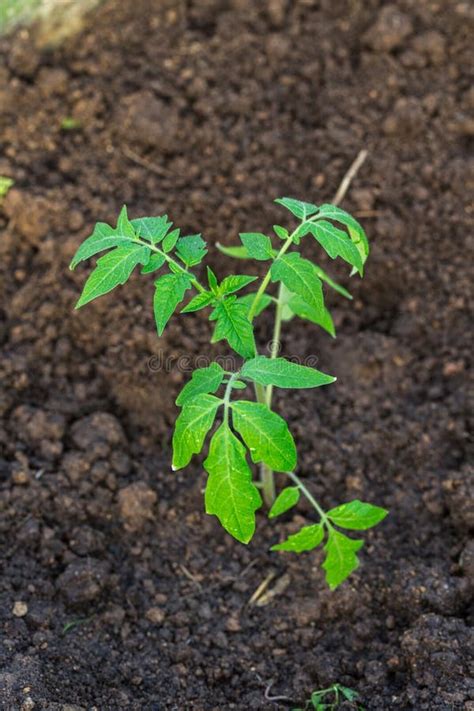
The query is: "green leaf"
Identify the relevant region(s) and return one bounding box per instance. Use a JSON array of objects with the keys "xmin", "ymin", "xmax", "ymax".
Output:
[
  {"xmin": 275, "ymin": 197, "xmax": 319, "ymax": 219},
  {"xmin": 241, "ymin": 356, "xmax": 335, "ymax": 389},
  {"xmin": 218, "ymin": 275, "xmax": 258, "ymax": 296},
  {"xmin": 75, "ymin": 244, "xmax": 150, "ymax": 308},
  {"xmin": 238, "ymin": 292, "xmax": 273, "ymax": 318},
  {"xmin": 210, "ymin": 298, "xmax": 256, "ymax": 358},
  {"xmin": 215, "ymin": 244, "xmax": 251, "ymax": 259},
  {"xmin": 181, "ymin": 291, "xmax": 215, "ymax": 313},
  {"xmin": 131, "ymin": 215, "xmax": 172, "ymax": 244},
  {"xmin": 0, "ymin": 176, "xmax": 14, "ymax": 199},
  {"xmin": 162, "ymin": 228, "xmax": 180, "ymax": 253},
  {"xmin": 175, "ymin": 234, "xmax": 207, "ymax": 266},
  {"xmin": 271, "ymin": 523, "xmax": 324, "ymax": 552},
  {"xmin": 273, "ymin": 225, "xmax": 289, "ymax": 240},
  {"xmin": 231, "ymin": 380, "xmax": 247, "ymax": 389},
  {"xmin": 313, "ymin": 264, "xmax": 352, "ymax": 300},
  {"xmin": 269, "ymin": 486, "xmax": 300, "ymax": 518},
  {"xmin": 176, "ymin": 363, "xmax": 225, "ymax": 406},
  {"xmin": 116, "ymin": 205, "xmax": 136, "ymax": 238},
  {"xmin": 239, "ymin": 233, "xmax": 274, "ymax": 261},
  {"xmin": 306, "ymin": 221, "xmax": 363, "ymax": 275},
  {"xmin": 231, "ymin": 400, "xmax": 297, "ymax": 472},
  {"xmin": 71, "ymin": 206, "xmax": 162, "ymax": 270},
  {"xmin": 316, "ymin": 203, "xmax": 369, "ymax": 264},
  {"xmin": 271, "ymin": 253, "xmax": 324, "ymax": 319},
  {"xmin": 288, "ymin": 296, "xmax": 335, "ymax": 338},
  {"xmin": 172, "ymin": 394, "xmax": 221, "ymax": 470},
  {"xmin": 207, "ymin": 267, "xmax": 218, "ymax": 293},
  {"xmin": 141, "ymin": 252, "xmax": 166, "ymax": 274},
  {"xmin": 204, "ymin": 422, "xmax": 262, "ymax": 543},
  {"xmin": 153, "ymin": 273, "xmax": 192, "ymax": 336},
  {"xmin": 339, "ymin": 686, "xmax": 359, "ymax": 702},
  {"xmin": 310, "ymin": 691, "xmax": 326, "ymax": 710},
  {"xmin": 322, "ymin": 530, "xmax": 364, "ymax": 590},
  {"xmin": 327, "ymin": 500, "xmax": 388, "ymax": 530},
  {"xmin": 70, "ymin": 222, "xmax": 131, "ymax": 269}
]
